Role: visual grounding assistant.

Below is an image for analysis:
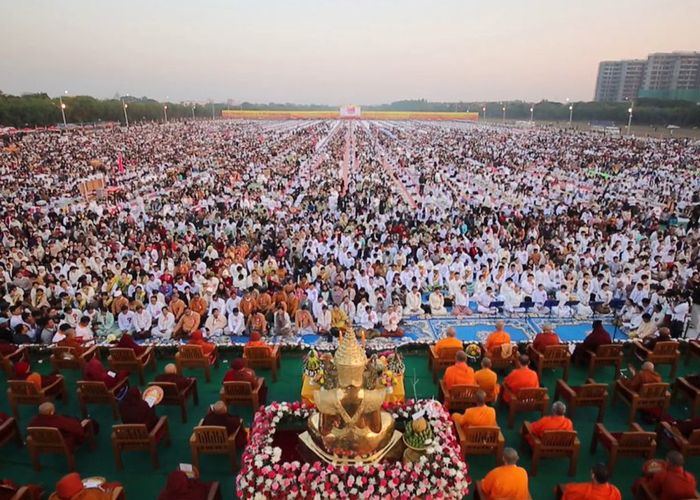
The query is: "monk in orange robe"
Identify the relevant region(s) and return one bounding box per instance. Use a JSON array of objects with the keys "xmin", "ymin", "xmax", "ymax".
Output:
[
  {"xmin": 475, "ymin": 357, "xmax": 500, "ymax": 401},
  {"xmin": 188, "ymin": 292, "xmax": 208, "ymax": 318},
  {"xmin": 246, "ymin": 312, "xmax": 267, "ymax": 335},
  {"xmin": 560, "ymin": 463, "xmax": 622, "ymax": 500},
  {"xmin": 452, "ymin": 390, "xmax": 497, "ymax": 429},
  {"xmin": 433, "ymin": 327, "xmax": 462, "ymax": 357},
  {"xmin": 523, "ymin": 401, "xmax": 573, "ymax": 446},
  {"xmin": 443, "ymin": 350, "xmax": 475, "ymax": 391},
  {"xmin": 484, "ymin": 320, "xmax": 510, "ymax": 356},
  {"xmin": 245, "ymin": 331, "xmax": 272, "ymax": 356},
  {"xmin": 481, "ymin": 447, "xmax": 530, "ymax": 500},
  {"xmin": 256, "ymin": 291, "xmax": 274, "ymax": 316},
  {"xmin": 502, "ymin": 354, "xmax": 539, "ymax": 403},
  {"xmin": 239, "ymin": 292, "xmax": 256, "ymax": 318},
  {"xmin": 286, "ymin": 292, "xmax": 300, "ymax": 317},
  {"xmin": 188, "ymin": 330, "xmax": 217, "ymax": 364},
  {"xmin": 622, "ymin": 361, "xmax": 663, "ymax": 392}
]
